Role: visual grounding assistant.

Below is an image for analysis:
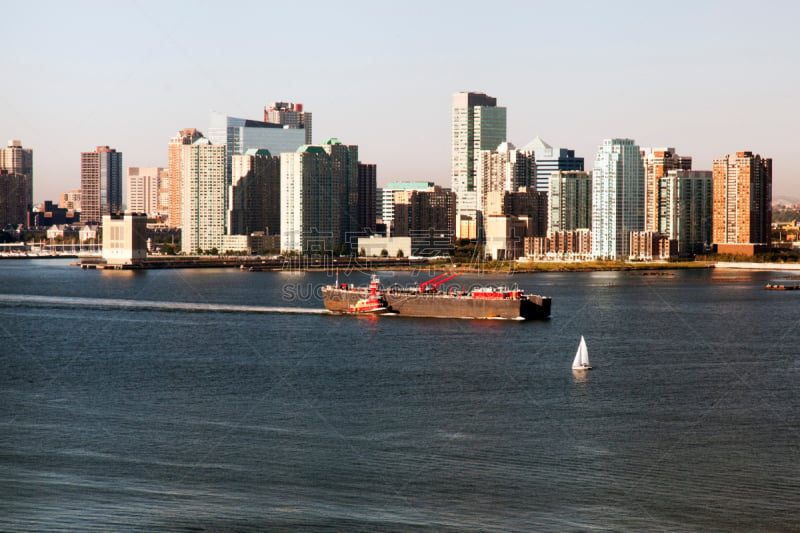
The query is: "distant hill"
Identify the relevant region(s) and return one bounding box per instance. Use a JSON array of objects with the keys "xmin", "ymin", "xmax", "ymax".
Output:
[
  {"xmin": 774, "ymin": 204, "xmax": 800, "ymax": 223},
  {"xmin": 774, "ymin": 196, "xmax": 800, "ymax": 207}
]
